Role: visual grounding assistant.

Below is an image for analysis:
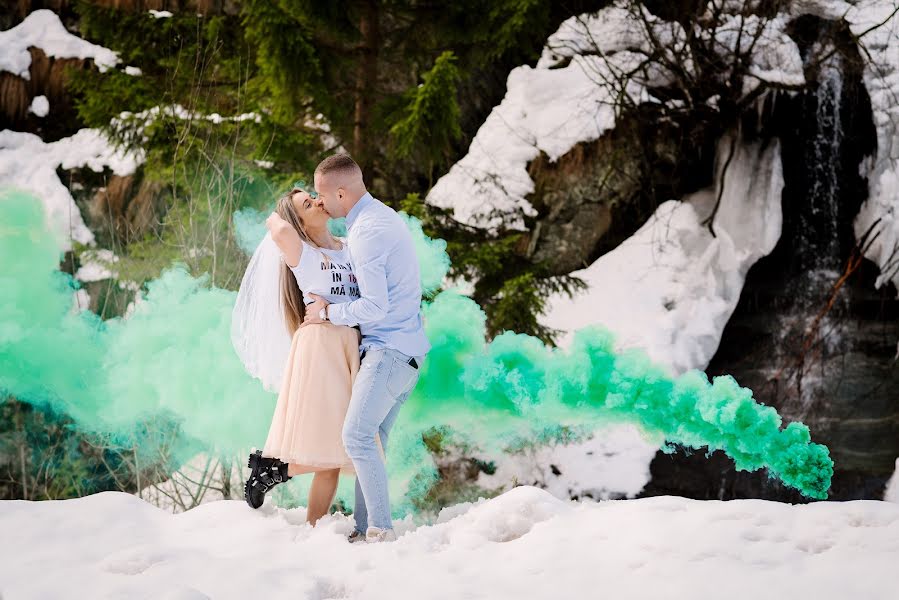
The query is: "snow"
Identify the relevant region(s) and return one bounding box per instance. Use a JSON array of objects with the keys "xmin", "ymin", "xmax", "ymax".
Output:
[
  {"xmin": 713, "ymin": 13, "xmax": 805, "ymax": 97},
  {"xmin": 430, "ymin": 3, "xmax": 795, "ymax": 494},
  {"xmin": 0, "ymin": 10, "xmax": 118, "ymax": 79},
  {"xmin": 71, "ymin": 288, "xmax": 91, "ymax": 313},
  {"xmin": 28, "ymin": 94, "xmax": 49, "ymax": 117},
  {"xmin": 542, "ymin": 132, "xmax": 783, "ymax": 375},
  {"xmin": 113, "ymin": 105, "xmax": 262, "ymax": 145},
  {"xmin": 139, "ymin": 453, "xmax": 244, "ymax": 513},
  {"xmin": 842, "ymin": 1, "xmax": 899, "ymax": 294},
  {"xmin": 0, "ymin": 129, "xmax": 142, "ymax": 249},
  {"xmin": 1, "ymin": 486, "xmax": 897, "ymax": 599},
  {"xmin": 124, "ymin": 65, "xmax": 143, "ymax": 76},
  {"xmin": 149, "ymin": 10, "xmax": 173, "ymax": 19},
  {"xmin": 886, "ymin": 458, "xmax": 899, "ymax": 503},
  {"xmin": 789, "ymin": 0, "xmax": 854, "ymax": 21},
  {"xmin": 122, "ymin": 280, "xmax": 144, "ymax": 319},
  {"xmin": 478, "ymin": 424, "xmax": 658, "ymax": 500},
  {"xmin": 426, "ymin": 3, "xmax": 803, "ymax": 231},
  {"xmin": 75, "ymin": 248, "xmax": 119, "ymax": 282},
  {"xmin": 306, "ymin": 112, "xmax": 341, "ymax": 152},
  {"xmin": 426, "ymin": 5, "xmax": 655, "ymax": 230}
]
